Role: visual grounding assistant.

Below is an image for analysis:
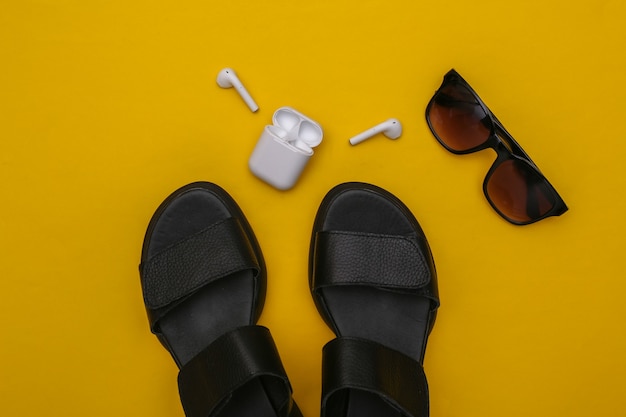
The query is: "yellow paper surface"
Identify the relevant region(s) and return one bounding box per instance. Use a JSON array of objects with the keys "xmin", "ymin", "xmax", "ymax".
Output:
[{"xmin": 1, "ymin": 1, "xmax": 625, "ymax": 415}]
